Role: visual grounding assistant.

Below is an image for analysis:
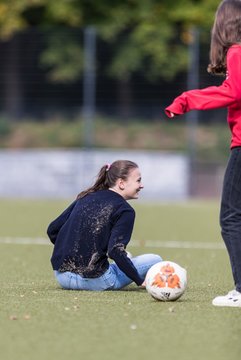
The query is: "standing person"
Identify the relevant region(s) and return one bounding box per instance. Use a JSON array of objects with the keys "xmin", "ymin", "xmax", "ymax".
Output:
[
  {"xmin": 47, "ymin": 160, "xmax": 162, "ymax": 291},
  {"xmin": 165, "ymin": 0, "xmax": 241, "ymax": 307}
]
